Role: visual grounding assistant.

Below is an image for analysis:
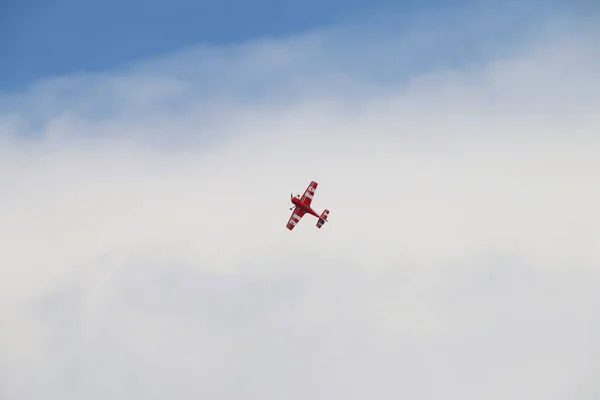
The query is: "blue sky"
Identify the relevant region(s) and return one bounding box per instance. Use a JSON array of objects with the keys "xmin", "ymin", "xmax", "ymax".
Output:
[
  {"xmin": 1, "ymin": 0, "xmax": 455, "ymax": 91},
  {"xmin": 0, "ymin": 0, "xmax": 576, "ymax": 93}
]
